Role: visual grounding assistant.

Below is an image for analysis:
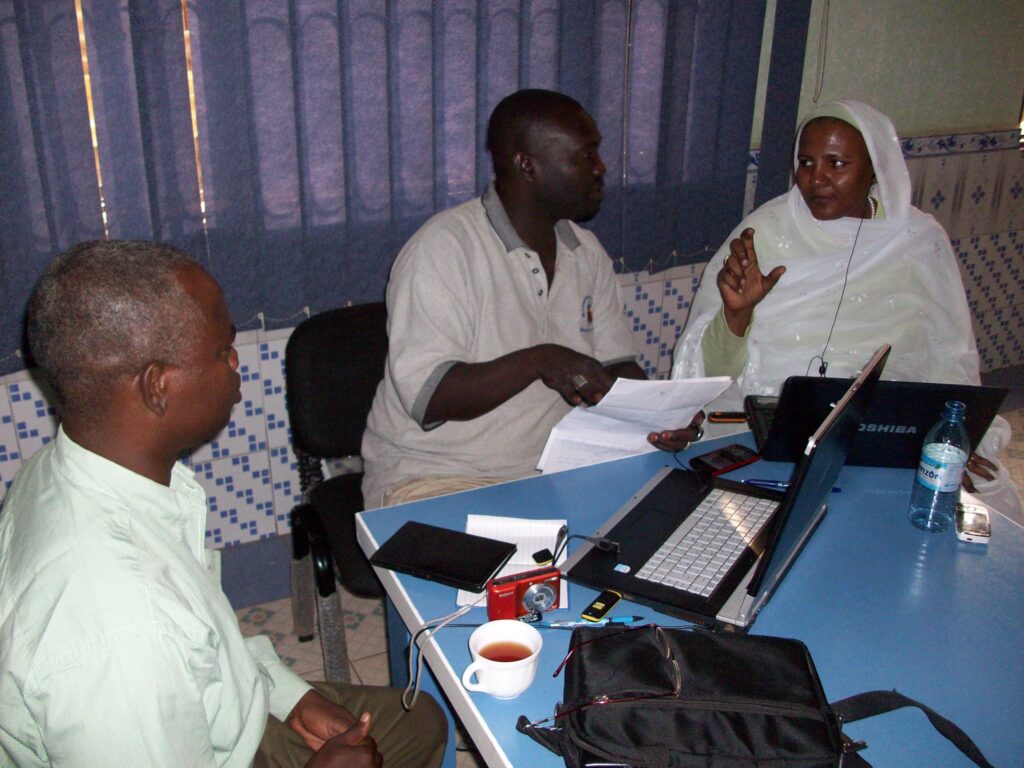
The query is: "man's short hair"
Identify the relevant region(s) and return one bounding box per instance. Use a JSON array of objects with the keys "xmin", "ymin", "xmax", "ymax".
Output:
[
  {"xmin": 27, "ymin": 240, "xmax": 204, "ymax": 414},
  {"xmin": 486, "ymin": 89, "xmax": 585, "ymax": 173}
]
